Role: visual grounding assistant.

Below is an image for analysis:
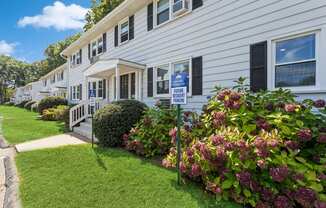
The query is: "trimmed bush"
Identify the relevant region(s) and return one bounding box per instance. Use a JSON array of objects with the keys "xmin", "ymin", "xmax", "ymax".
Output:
[
  {"xmin": 24, "ymin": 100, "xmax": 36, "ymax": 110},
  {"xmin": 163, "ymin": 80, "xmax": 326, "ymax": 207},
  {"xmin": 16, "ymin": 100, "xmax": 29, "ymax": 108},
  {"xmin": 93, "ymin": 100, "xmax": 147, "ymax": 147},
  {"xmin": 4, "ymin": 102, "xmax": 14, "ymax": 106},
  {"xmin": 38, "ymin": 96, "xmax": 67, "ymax": 114},
  {"xmin": 42, "ymin": 105, "xmax": 69, "ymax": 121}
]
